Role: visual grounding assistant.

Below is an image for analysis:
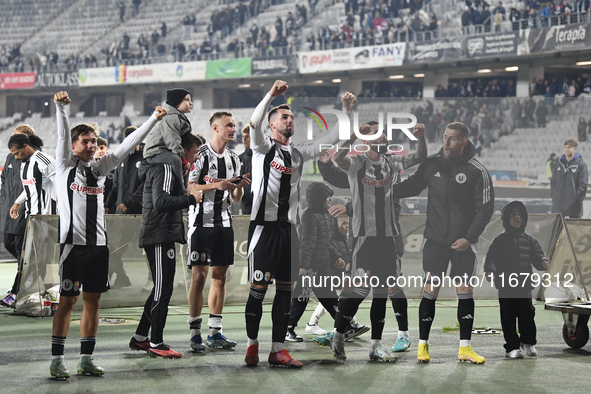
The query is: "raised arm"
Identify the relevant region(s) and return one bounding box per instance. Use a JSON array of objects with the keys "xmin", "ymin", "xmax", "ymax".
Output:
[
  {"xmin": 299, "ymin": 93, "xmax": 357, "ymax": 163},
  {"xmin": 391, "ymin": 160, "xmax": 430, "ymax": 199},
  {"xmin": 99, "ymin": 107, "xmax": 166, "ymax": 174},
  {"xmin": 335, "ymin": 120, "xmax": 368, "ymax": 171},
  {"xmin": 401, "ymin": 123, "xmax": 427, "ymax": 169},
  {"xmin": 54, "ymin": 91, "xmax": 73, "ymax": 167},
  {"xmin": 309, "ymin": 92, "xmax": 357, "ymax": 158},
  {"xmin": 317, "ymin": 152, "xmax": 350, "ymax": 189},
  {"xmin": 249, "ymin": 80, "xmax": 288, "ymax": 150}
]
